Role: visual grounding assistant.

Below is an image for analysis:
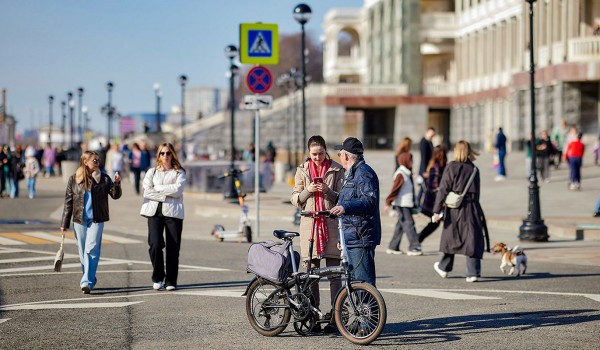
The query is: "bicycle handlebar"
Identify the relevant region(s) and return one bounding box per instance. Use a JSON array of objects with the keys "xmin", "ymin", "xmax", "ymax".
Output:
[
  {"xmin": 218, "ymin": 168, "xmax": 247, "ymax": 179},
  {"xmin": 300, "ymin": 210, "xmax": 338, "ymax": 219}
]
